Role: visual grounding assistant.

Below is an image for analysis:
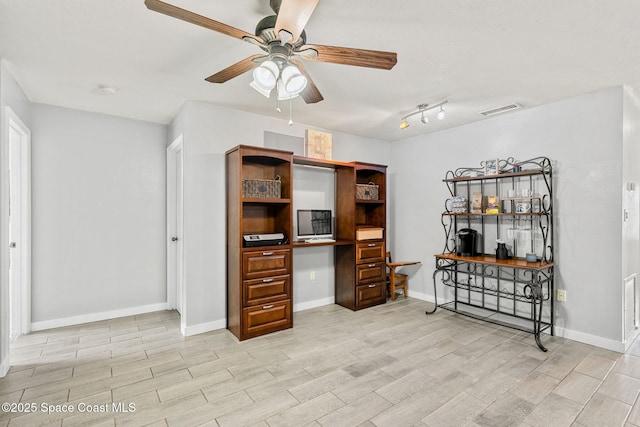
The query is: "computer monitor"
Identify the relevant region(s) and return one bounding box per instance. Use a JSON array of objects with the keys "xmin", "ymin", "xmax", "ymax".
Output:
[{"xmin": 297, "ymin": 209, "xmax": 333, "ymax": 239}]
